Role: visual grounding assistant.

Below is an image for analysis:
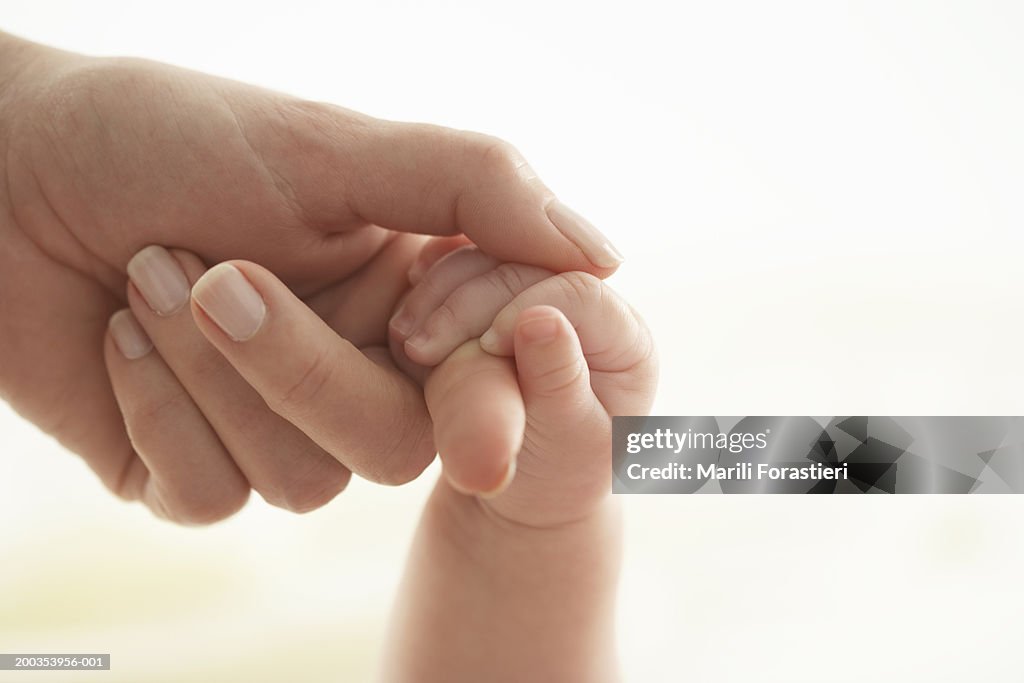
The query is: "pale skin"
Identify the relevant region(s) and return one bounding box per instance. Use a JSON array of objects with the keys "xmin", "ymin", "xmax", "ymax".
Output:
[
  {"xmin": 124, "ymin": 243, "xmax": 657, "ymax": 681},
  {"xmin": 382, "ymin": 247, "xmax": 658, "ymax": 682},
  {"xmin": 0, "ymin": 30, "xmax": 623, "ymax": 522},
  {"xmin": 0, "ymin": 28, "xmax": 656, "ymax": 680}
]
